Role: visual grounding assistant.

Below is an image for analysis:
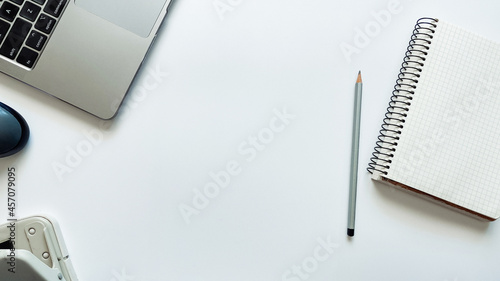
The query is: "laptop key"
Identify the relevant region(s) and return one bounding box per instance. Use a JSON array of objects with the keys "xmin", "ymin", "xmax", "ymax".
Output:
[
  {"xmin": 16, "ymin": 47, "xmax": 38, "ymax": 68},
  {"xmin": 43, "ymin": 0, "xmax": 66, "ymax": 18},
  {"xmin": 20, "ymin": 1, "xmax": 41, "ymax": 22},
  {"xmin": 0, "ymin": 2, "xmax": 20, "ymax": 22},
  {"xmin": 0, "ymin": 19, "xmax": 10, "ymax": 43},
  {"xmin": 26, "ymin": 30, "xmax": 47, "ymax": 51},
  {"xmin": 0, "ymin": 0, "xmax": 66, "ymax": 68},
  {"xmin": 10, "ymin": 0, "xmax": 25, "ymax": 5},
  {"xmin": 35, "ymin": 13, "xmax": 56, "ymax": 34},
  {"xmin": 0, "ymin": 18, "xmax": 31, "ymax": 59}
]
